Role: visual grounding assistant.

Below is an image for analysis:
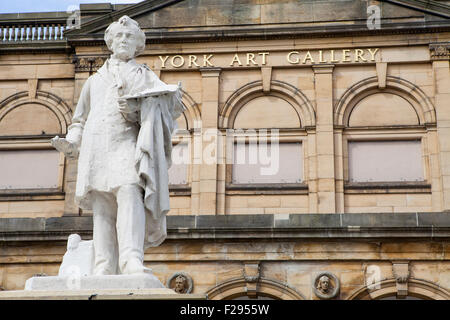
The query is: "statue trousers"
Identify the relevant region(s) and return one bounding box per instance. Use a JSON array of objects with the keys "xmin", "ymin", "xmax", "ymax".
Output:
[{"xmin": 91, "ymin": 184, "xmax": 145, "ymax": 275}]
